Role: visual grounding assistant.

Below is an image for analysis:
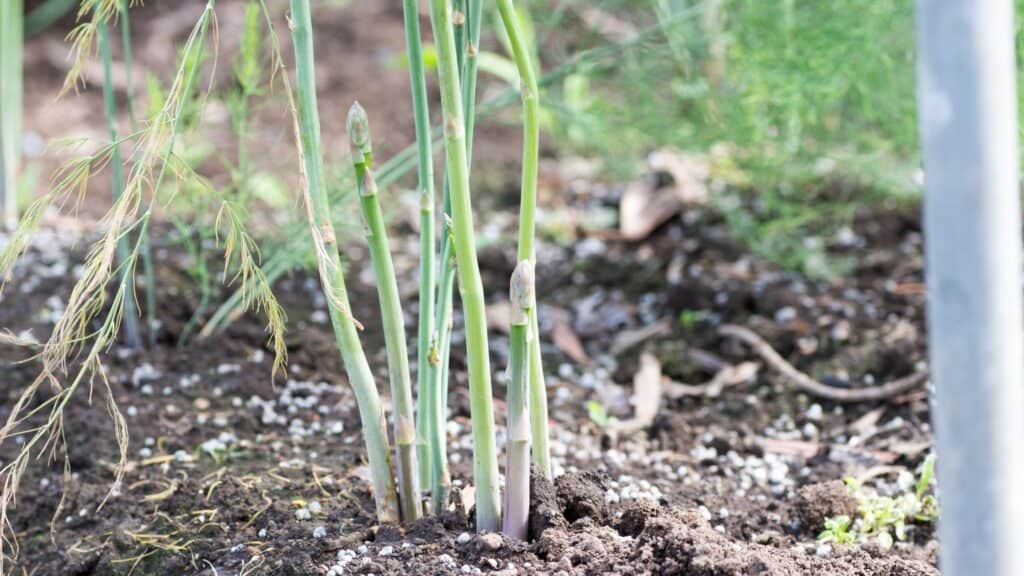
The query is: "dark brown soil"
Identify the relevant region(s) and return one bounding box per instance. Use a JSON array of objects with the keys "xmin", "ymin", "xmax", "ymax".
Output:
[
  {"xmin": 1, "ymin": 1, "xmax": 940, "ymax": 575},
  {"xmin": 796, "ymin": 481, "xmax": 861, "ymax": 531}
]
